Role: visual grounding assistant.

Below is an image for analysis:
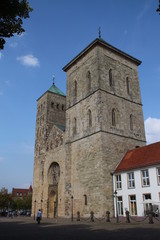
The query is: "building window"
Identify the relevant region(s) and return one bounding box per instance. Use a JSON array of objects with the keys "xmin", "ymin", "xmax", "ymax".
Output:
[
  {"xmin": 73, "ymin": 118, "xmax": 77, "ymax": 134},
  {"xmin": 84, "ymin": 194, "xmax": 87, "ymax": 205},
  {"xmin": 20, "ymin": 192, "xmax": 22, "ymax": 197},
  {"xmin": 51, "ymin": 102, "xmax": 54, "ymax": 108},
  {"xmin": 62, "ymin": 105, "xmax": 65, "ymax": 111},
  {"xmin": 128, "ymin": 172, "xmax": 135, "ymax": 189},
  {"xmin": 157, "ymin": 167, "xmax": 160, "ymax": 185},
  {"xmin": 126, "ymin": 77, "xmax": 130, "ymax": 94},
  {"xmin": 129, "ymin": 195, "xmax": 137, "ymax": 215},
  {"xmin": 112, "ymin": 108, "xmax": 116, "ymax": 126},
  {"xmin": 87, "ymin": 71, "xmax": 91, "ymax": 91},
  {"xmin": 17, "ymin": 192, "xmax": 19, "ymax": 196},
  {"xmin": 74, "ymin": 80, "xmax": 77, "ymax": 98},
  {"xmin": 117, "ymin": 196, "xmax": 123, "ymax": 215},
  {"xmin": 130, "ymin": 114, "xmax": 133, "ymax": 131},
  {"xmin": 56, "ymin": 104, "xmax": 59, "ymax": 109},
  {"xmin": 116, "ymin": 175, "xmax": 122, "ymax": 189},
  {"xmin": 143, "ymin": 194, "xmax": 152, "ymax": 215},
  {"xmin": 88, "ymin": 109, "xmax": 92, "ymax": 127},
  {"xmin": 141, "ymin": 169, "xmax": 150, "ymax": 187},
  {"xmin": 109, "ymin": 69, "xmax": 113, "ymax": 87}
]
